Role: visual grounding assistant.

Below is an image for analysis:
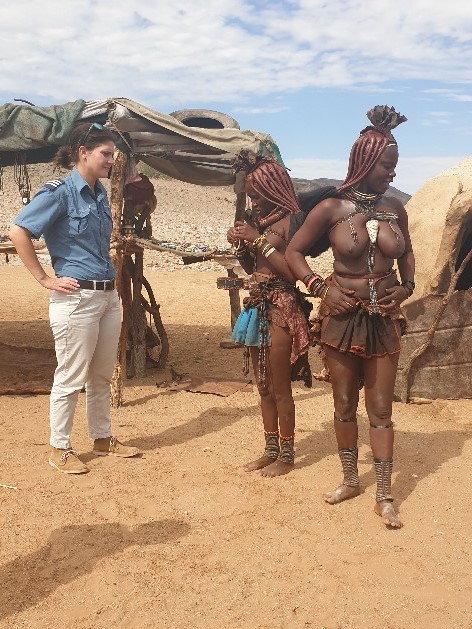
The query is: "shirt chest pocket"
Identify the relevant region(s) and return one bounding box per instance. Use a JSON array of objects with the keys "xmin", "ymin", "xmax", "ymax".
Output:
[
  {"xmin": 68, "ymin": 205, "xmax": 91, "ymax": 237},
  {"xmin": 101, "ymin": 203, "xmax": 112, "ymax": 225}
]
